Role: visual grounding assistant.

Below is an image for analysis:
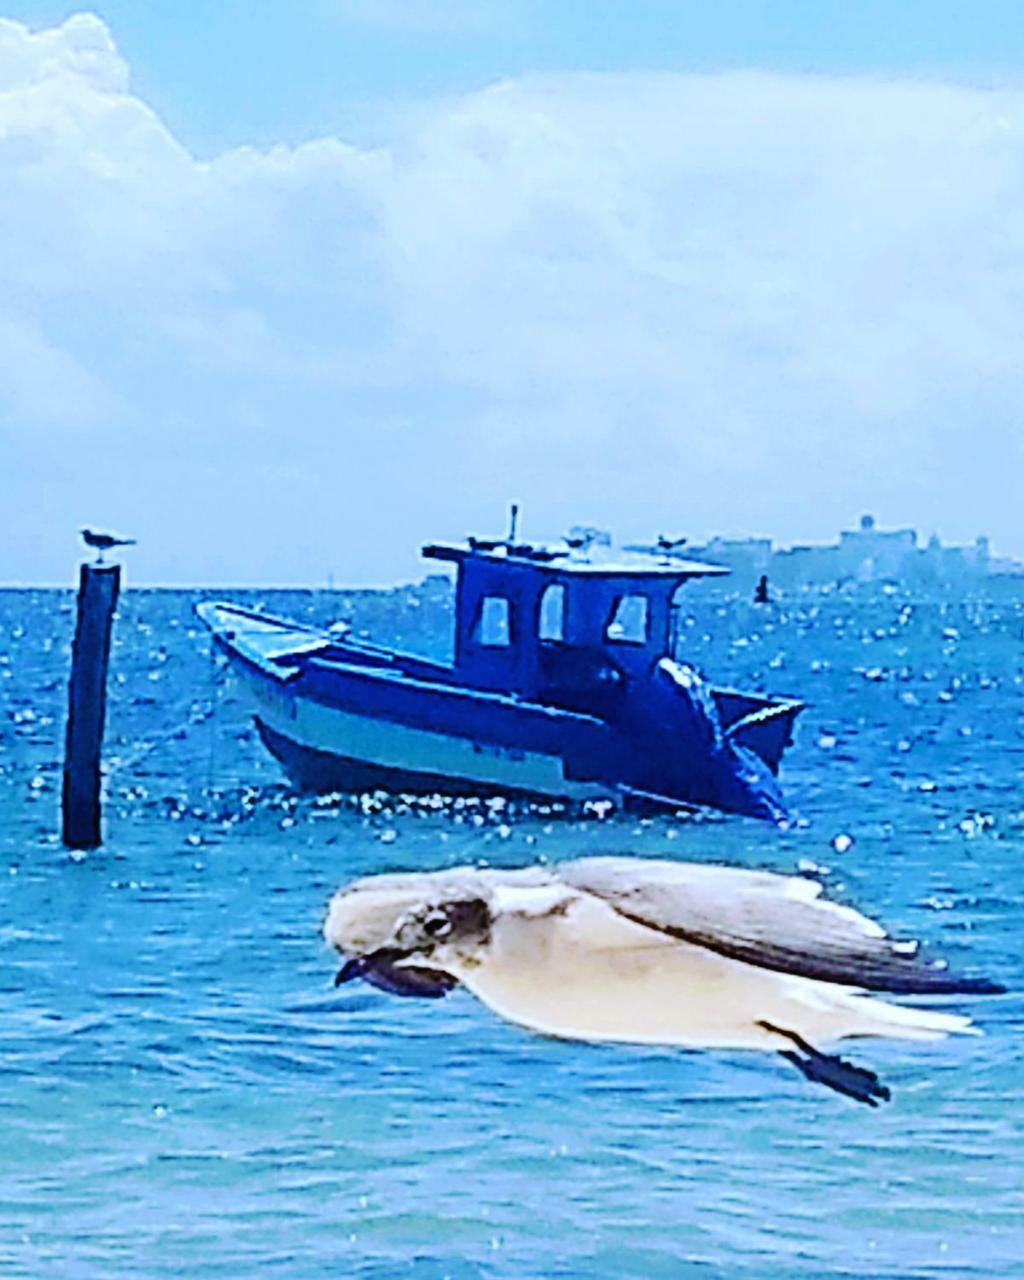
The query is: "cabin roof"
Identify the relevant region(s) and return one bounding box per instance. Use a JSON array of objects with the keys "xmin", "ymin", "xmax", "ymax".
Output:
[{"xmin": 422, "ymin": 541, "xmax": 730, "ymax": 581}]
